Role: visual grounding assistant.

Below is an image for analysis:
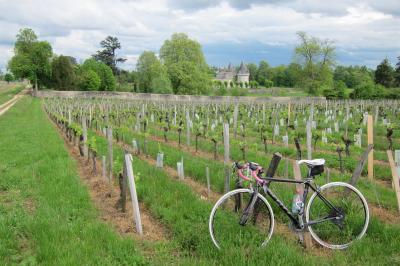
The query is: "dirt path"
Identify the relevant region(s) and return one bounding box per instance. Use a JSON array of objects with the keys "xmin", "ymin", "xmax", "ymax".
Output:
[
  {"xmin": 47, "ymin": 113, "xmax": 170, "ymax": 244},
  {"xmin": 0, "ymin": 89, "xmax": 29, "ymax": 116}
]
